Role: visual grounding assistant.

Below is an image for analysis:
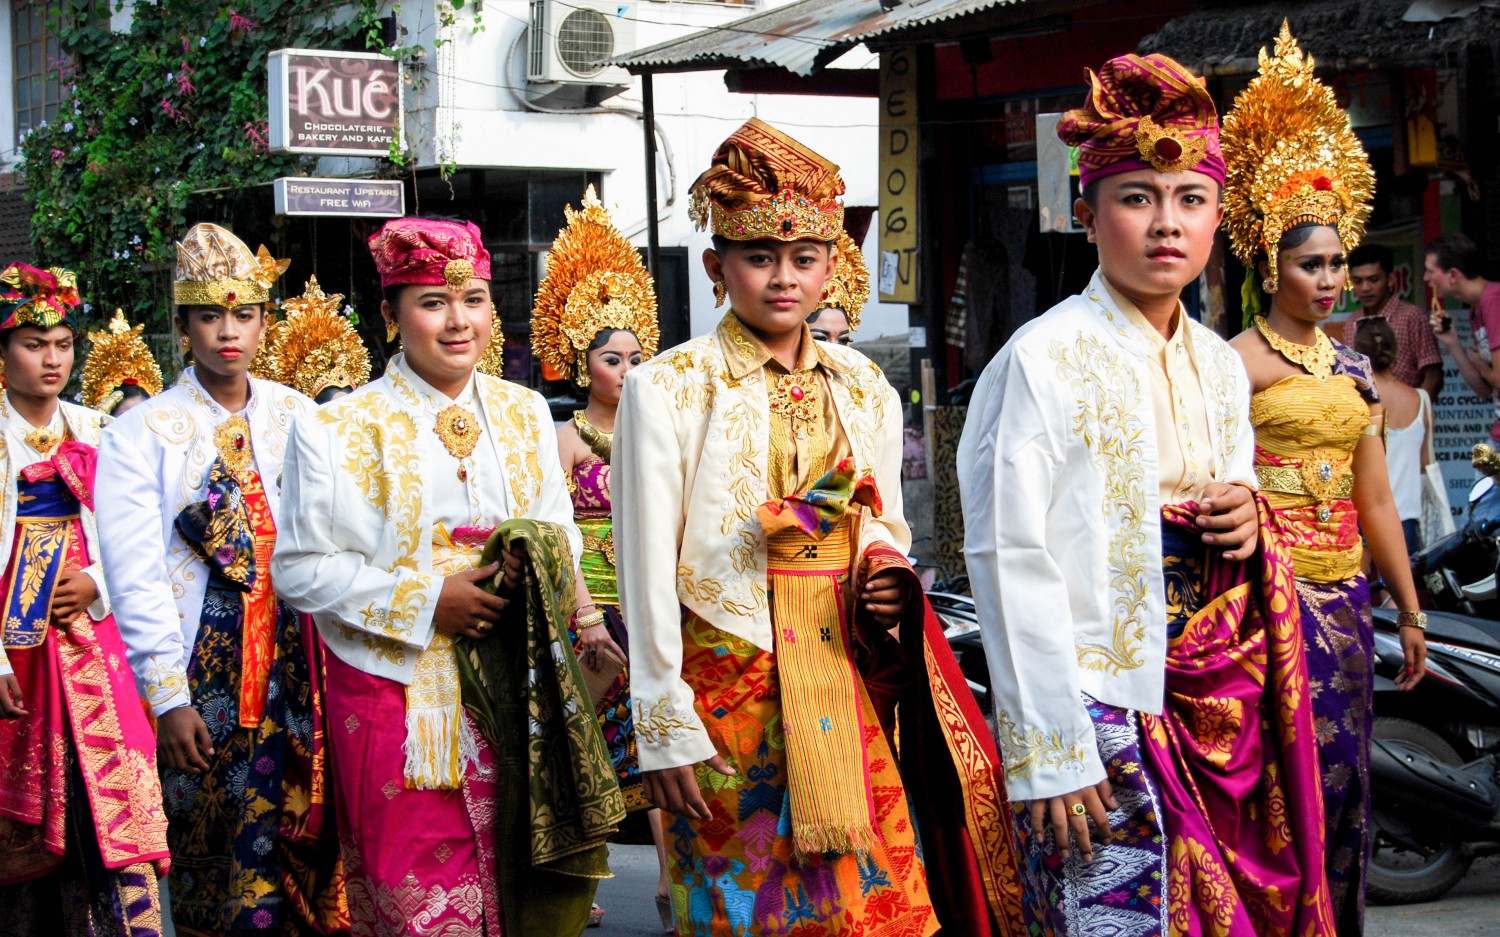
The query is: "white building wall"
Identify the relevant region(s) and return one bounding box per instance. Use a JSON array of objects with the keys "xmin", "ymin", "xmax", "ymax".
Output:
[{"xmin": 382, "ymin": 0, "xmax": 907, "ymax": 339}]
